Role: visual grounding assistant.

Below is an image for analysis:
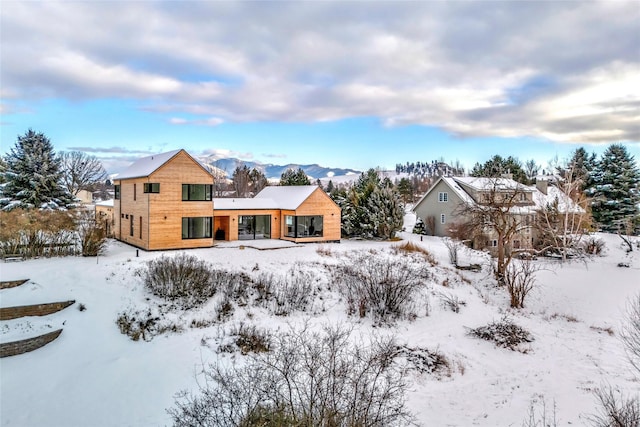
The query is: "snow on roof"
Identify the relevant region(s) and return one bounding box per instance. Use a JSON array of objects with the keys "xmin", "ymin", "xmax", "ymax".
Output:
[
  {"xmin": 115, "ymin": 149, "xmax": 182, "ymax": 180},
  {"xmin": 254, "ymin": 185, "xmax": 319, "ymax": 210},
  {"xmin": 533, "ymin": 185, "xmax": 585, "ymax": 213},
  {"xmin": 442, "ymin": 177, "xmax": 475, "ymax": 205},
  {"xmin": 453, "ymin": 176, "xmax": 533, "ymax": 192},
  {"xmin": 213, "ymin": 197, "xmax": 279, "ymax": 210},
  {"xmin": 95, "ymin": 199, "xmax": 114, "ymax": 207}
]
